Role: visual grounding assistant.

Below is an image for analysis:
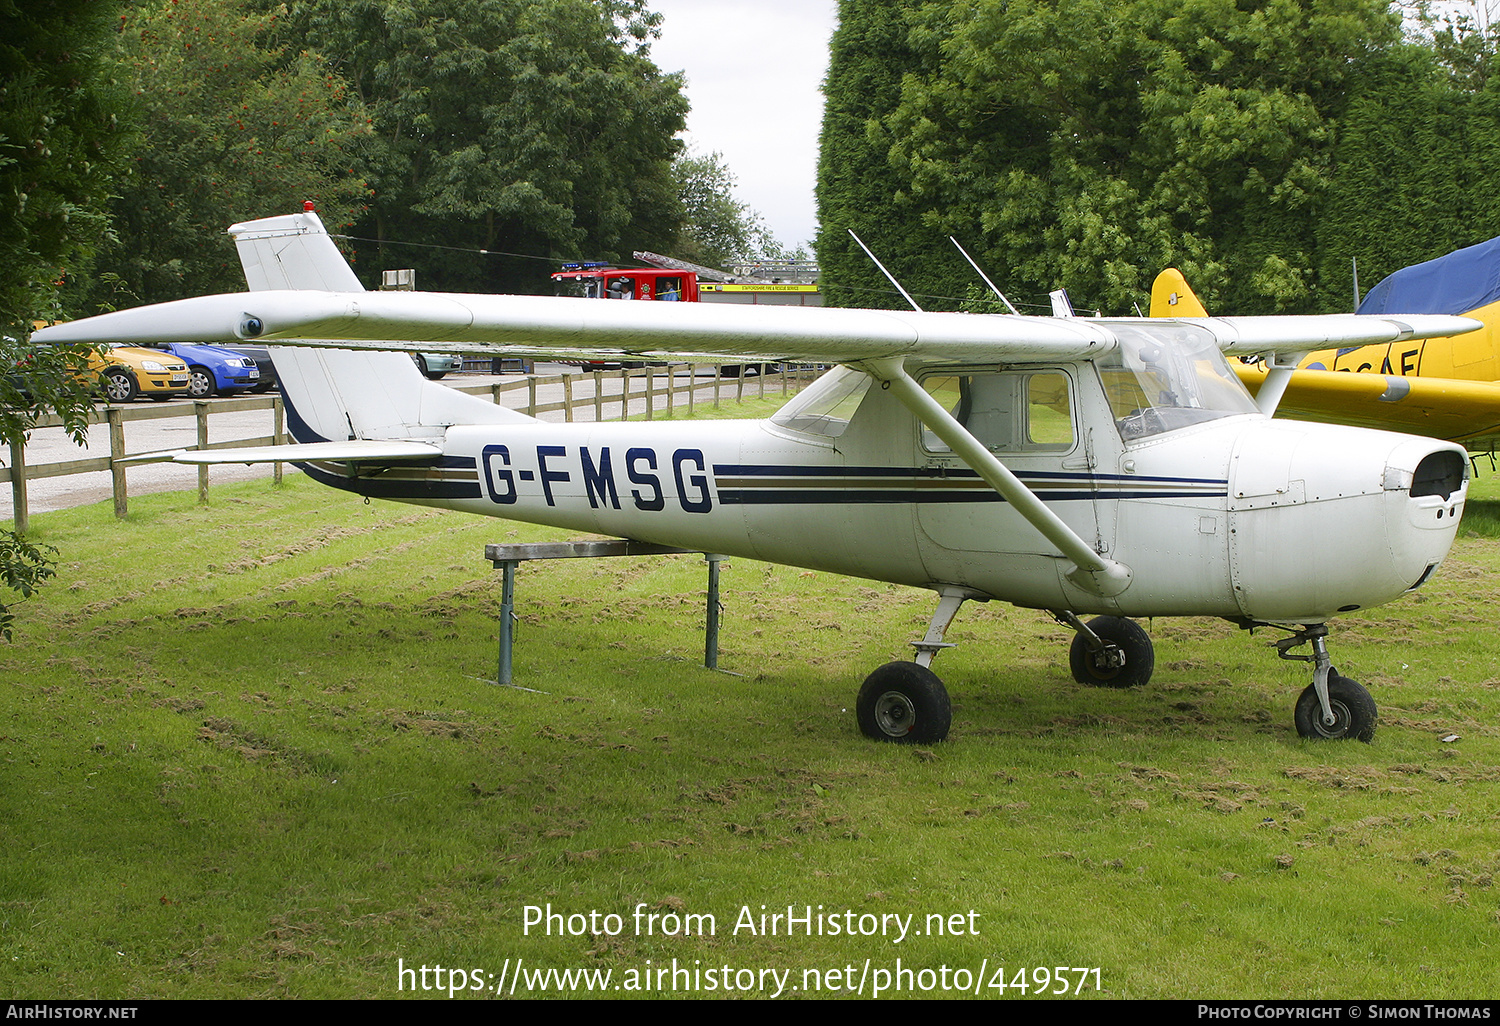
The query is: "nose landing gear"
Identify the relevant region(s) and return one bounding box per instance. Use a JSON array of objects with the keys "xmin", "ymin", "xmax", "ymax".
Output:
[{"xmin": 1273, "ymin": 624, "xmax": 1377, "ymax": 742}]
